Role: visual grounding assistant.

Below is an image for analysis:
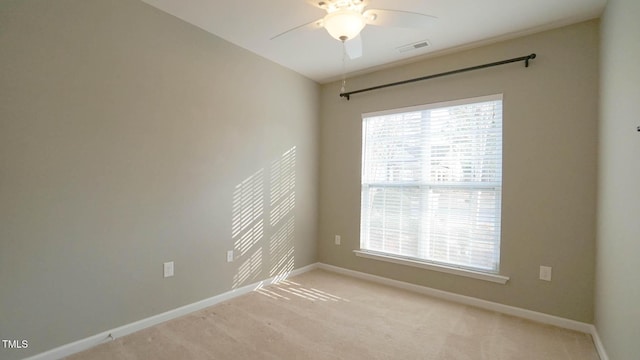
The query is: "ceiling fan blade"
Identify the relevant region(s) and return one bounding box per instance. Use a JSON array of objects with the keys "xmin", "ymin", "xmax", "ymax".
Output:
[
  {"xmin": 363, "ymin": 9, "xmax": 437, "ymax": 28},
  {"xmin": 270, "ymin": 18, "xmax": 323, "ymax": 41},
  {"xmin": 345, "ymin": 34, "xmax": 363, "ymax": 59}
]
